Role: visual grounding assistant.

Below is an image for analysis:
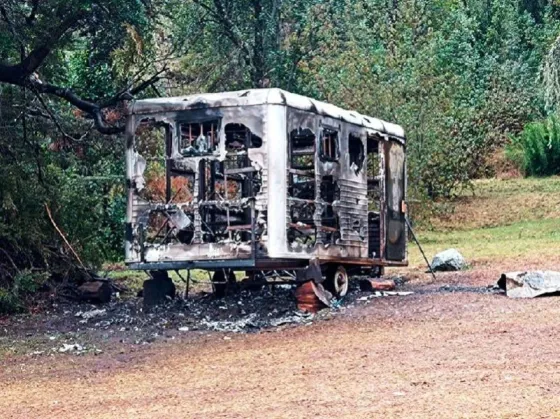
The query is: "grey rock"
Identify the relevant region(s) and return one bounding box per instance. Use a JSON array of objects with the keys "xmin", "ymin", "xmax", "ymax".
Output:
[{"xmin": 431, "ymin": 249, "xmax": 467, "ymax": 272}]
